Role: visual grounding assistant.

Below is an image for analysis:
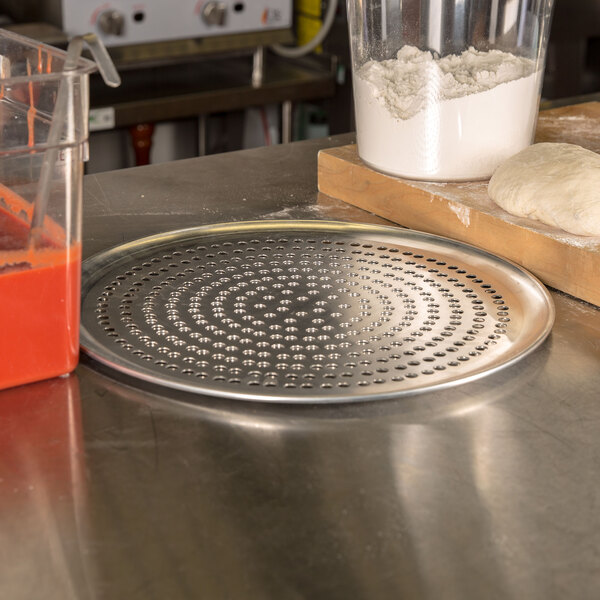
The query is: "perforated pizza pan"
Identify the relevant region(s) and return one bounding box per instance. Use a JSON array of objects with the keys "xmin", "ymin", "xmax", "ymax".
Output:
[{"xmin": 80, "ymin": 220, "xmax": 554, "ymax": 403}]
